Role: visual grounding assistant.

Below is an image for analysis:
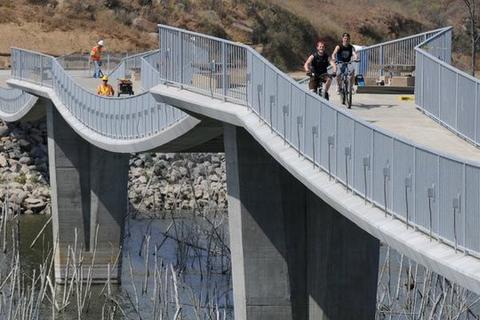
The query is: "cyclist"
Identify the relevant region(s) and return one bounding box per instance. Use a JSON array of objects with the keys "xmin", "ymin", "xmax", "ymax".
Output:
[
  {"xmin": 332, "ymin": 33, "xmax": 359, "ymax": 94},
  {"xmin": 304, "ymin": 40, "xmax": 334, "ymax": 100}
]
